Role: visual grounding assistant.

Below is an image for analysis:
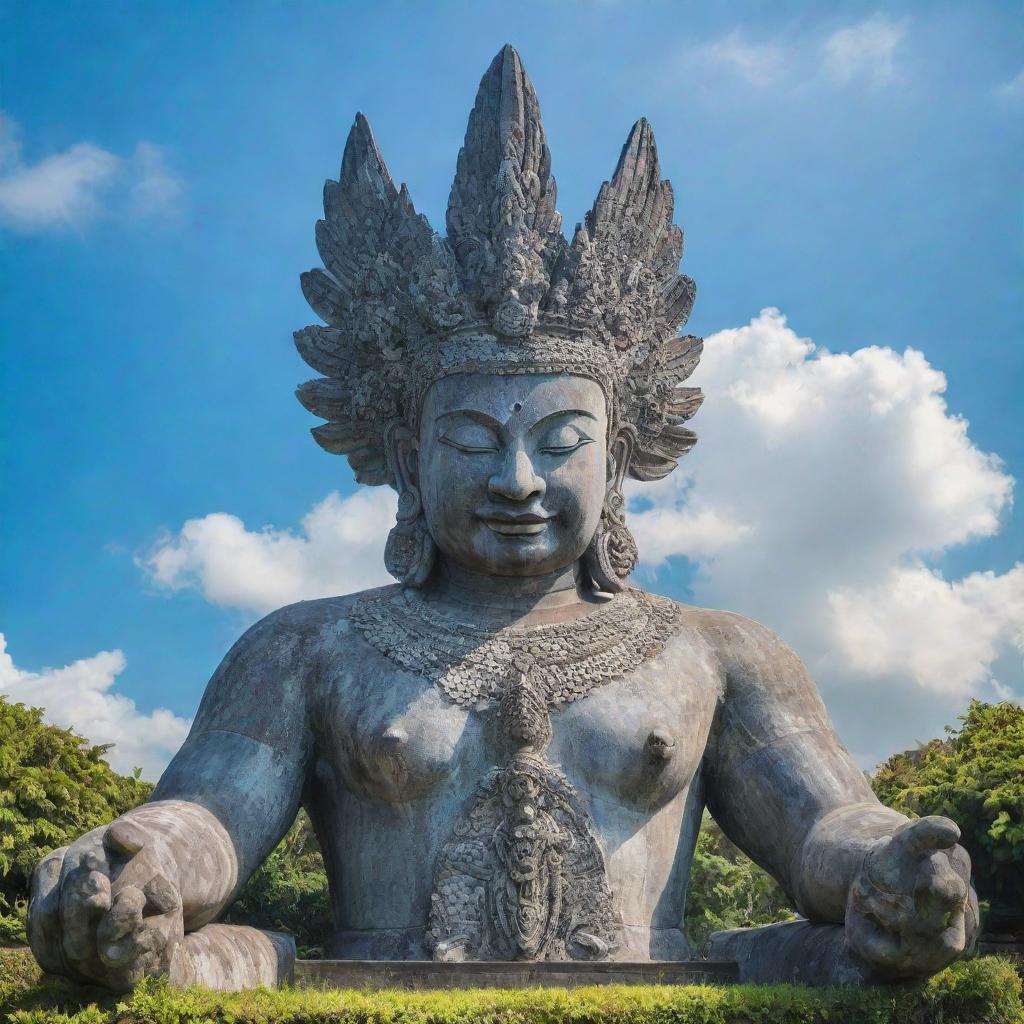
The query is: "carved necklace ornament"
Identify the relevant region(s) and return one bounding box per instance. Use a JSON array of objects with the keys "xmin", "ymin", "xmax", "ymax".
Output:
[
  {"xmin": 349, "ymin": 588, "xmax": 680, "ymax": 710},
  {"xmin": 349, "ymin": 588, "xmax": 681, "ymax": 962}
]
